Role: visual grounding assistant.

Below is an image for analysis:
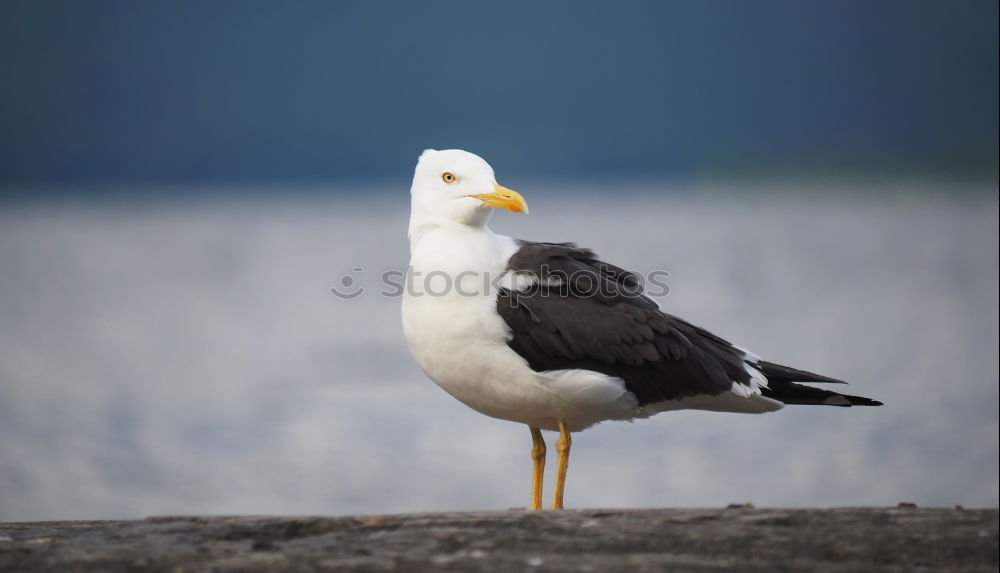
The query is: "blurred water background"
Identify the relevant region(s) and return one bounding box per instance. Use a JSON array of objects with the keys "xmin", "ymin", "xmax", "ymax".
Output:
[{"xmin": 1, "ymin": 1, "xmax": 997, "ymax": 520}]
